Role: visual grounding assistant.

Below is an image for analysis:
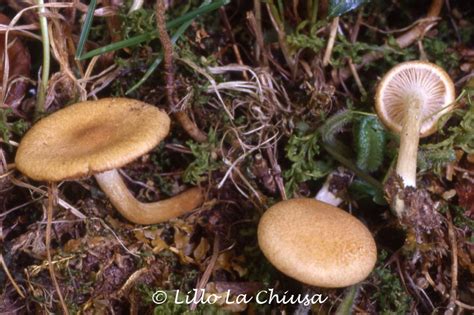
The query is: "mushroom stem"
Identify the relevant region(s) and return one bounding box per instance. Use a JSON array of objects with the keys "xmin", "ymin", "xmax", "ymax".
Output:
[
  {"xmin": 315, "ymin": 168, "xmax": 353, "ymax": 207},
  {"xmin": 315, "ymin": 181, "xmax": 342, "ymax": 207},
  {"xmin": 396, "ymin": 96, "xmax": 423, "ymax": 188},
  {"xmin": 94, "ymin": 169, "xmax": 204, "ymax": 224}
]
